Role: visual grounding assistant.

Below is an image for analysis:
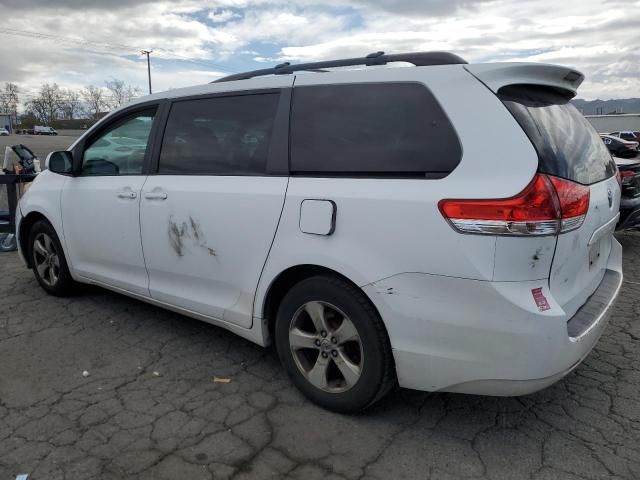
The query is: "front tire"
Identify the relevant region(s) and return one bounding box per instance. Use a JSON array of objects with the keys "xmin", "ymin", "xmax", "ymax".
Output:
[
  {"xmin": 29, "ymin": 220, "xmax": 76, "ymax": 296},
  {"xmin": 275, "ymin": 275, "xmax": 395, "ymax": 413}
]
